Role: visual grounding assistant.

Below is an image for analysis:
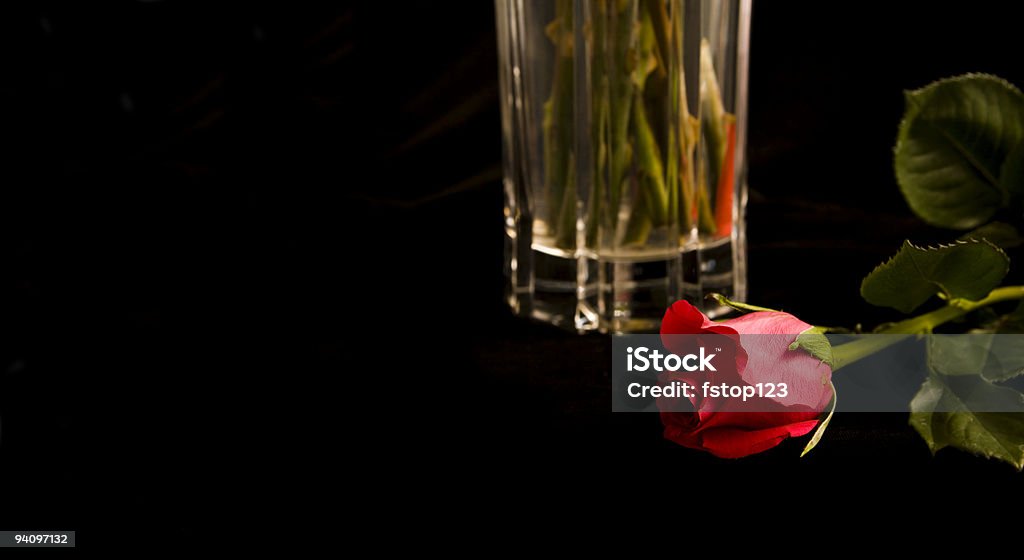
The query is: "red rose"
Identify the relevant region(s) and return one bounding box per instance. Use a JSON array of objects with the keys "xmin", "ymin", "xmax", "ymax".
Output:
[{"xmin": 657, "ymin": 300, "xmax": 833, "ymax": 458}]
